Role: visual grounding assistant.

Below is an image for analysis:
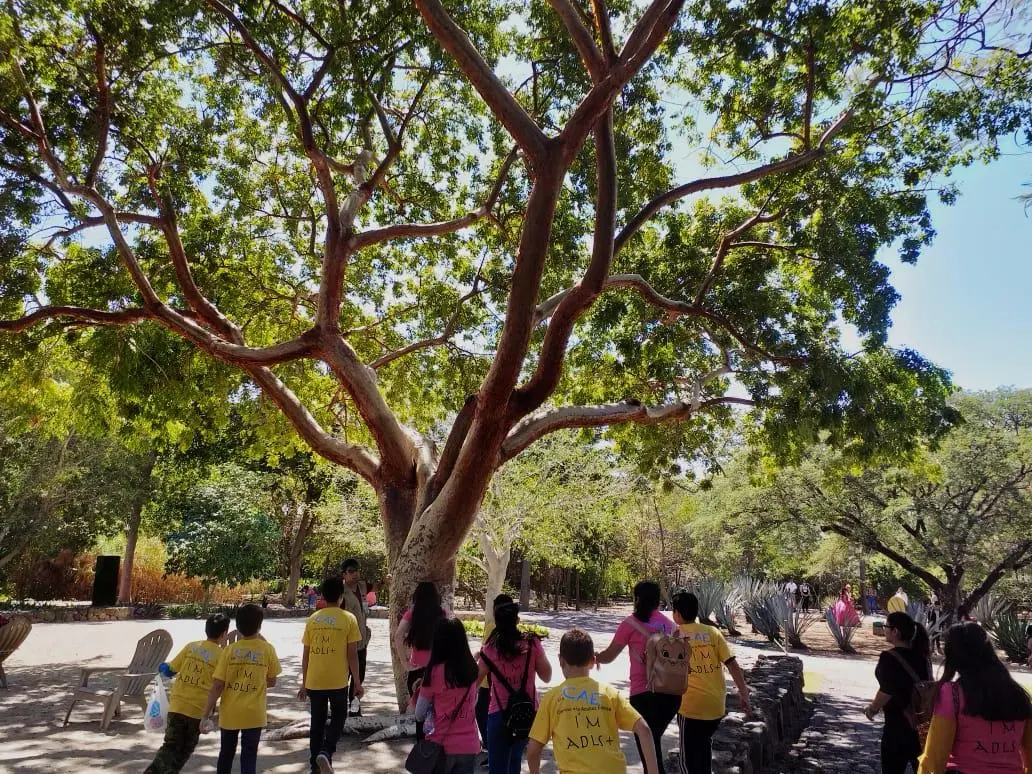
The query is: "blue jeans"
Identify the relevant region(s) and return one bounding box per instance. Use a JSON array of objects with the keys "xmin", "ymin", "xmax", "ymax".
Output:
[
  {"xmin": 486, "ymin": 712, "xmax": 527, "ymax": 774},
  {"xmin": 217, "ymin": 728, "xmax": 261, "ymax": 774}
]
